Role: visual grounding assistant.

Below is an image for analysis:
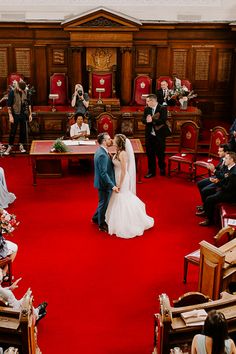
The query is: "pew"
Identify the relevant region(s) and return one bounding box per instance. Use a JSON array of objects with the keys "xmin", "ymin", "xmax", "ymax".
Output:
[
  {"xmin": 0, "ymin": 289, "xmax": 41, "ymax": 353},
  {"xmin": 153, "ymin": 292, "xmax": 236, "ymax": 354}
]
